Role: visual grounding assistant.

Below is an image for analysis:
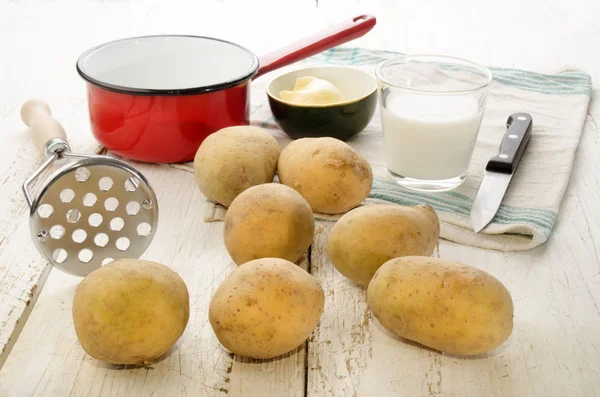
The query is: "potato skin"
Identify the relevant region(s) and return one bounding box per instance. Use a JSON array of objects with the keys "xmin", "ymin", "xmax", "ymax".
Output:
[
  {"xmin": 194, "ymin": 126, "xmax": 280, "ymax": 207},
  {"xmin": 278, "ymin": 137, "xmax": 373, "ymax": 214},
  {"xmin": 367, "ymin": 256, "xmax": 513, "ymax": 356},
  {"xmin": 327, "ymin": 204, "xmax": 439, "ymax": 286},
  {"xmin": 72, "ymin": 259, "xmax": 190, "ymax": 365},
  {"xmin": 209, "ymin": 258, "xmax": 325, "ymax": 359},
  {"xmin": 224, "ymin": 183, "xmax": 315, "ymax": 265}
]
